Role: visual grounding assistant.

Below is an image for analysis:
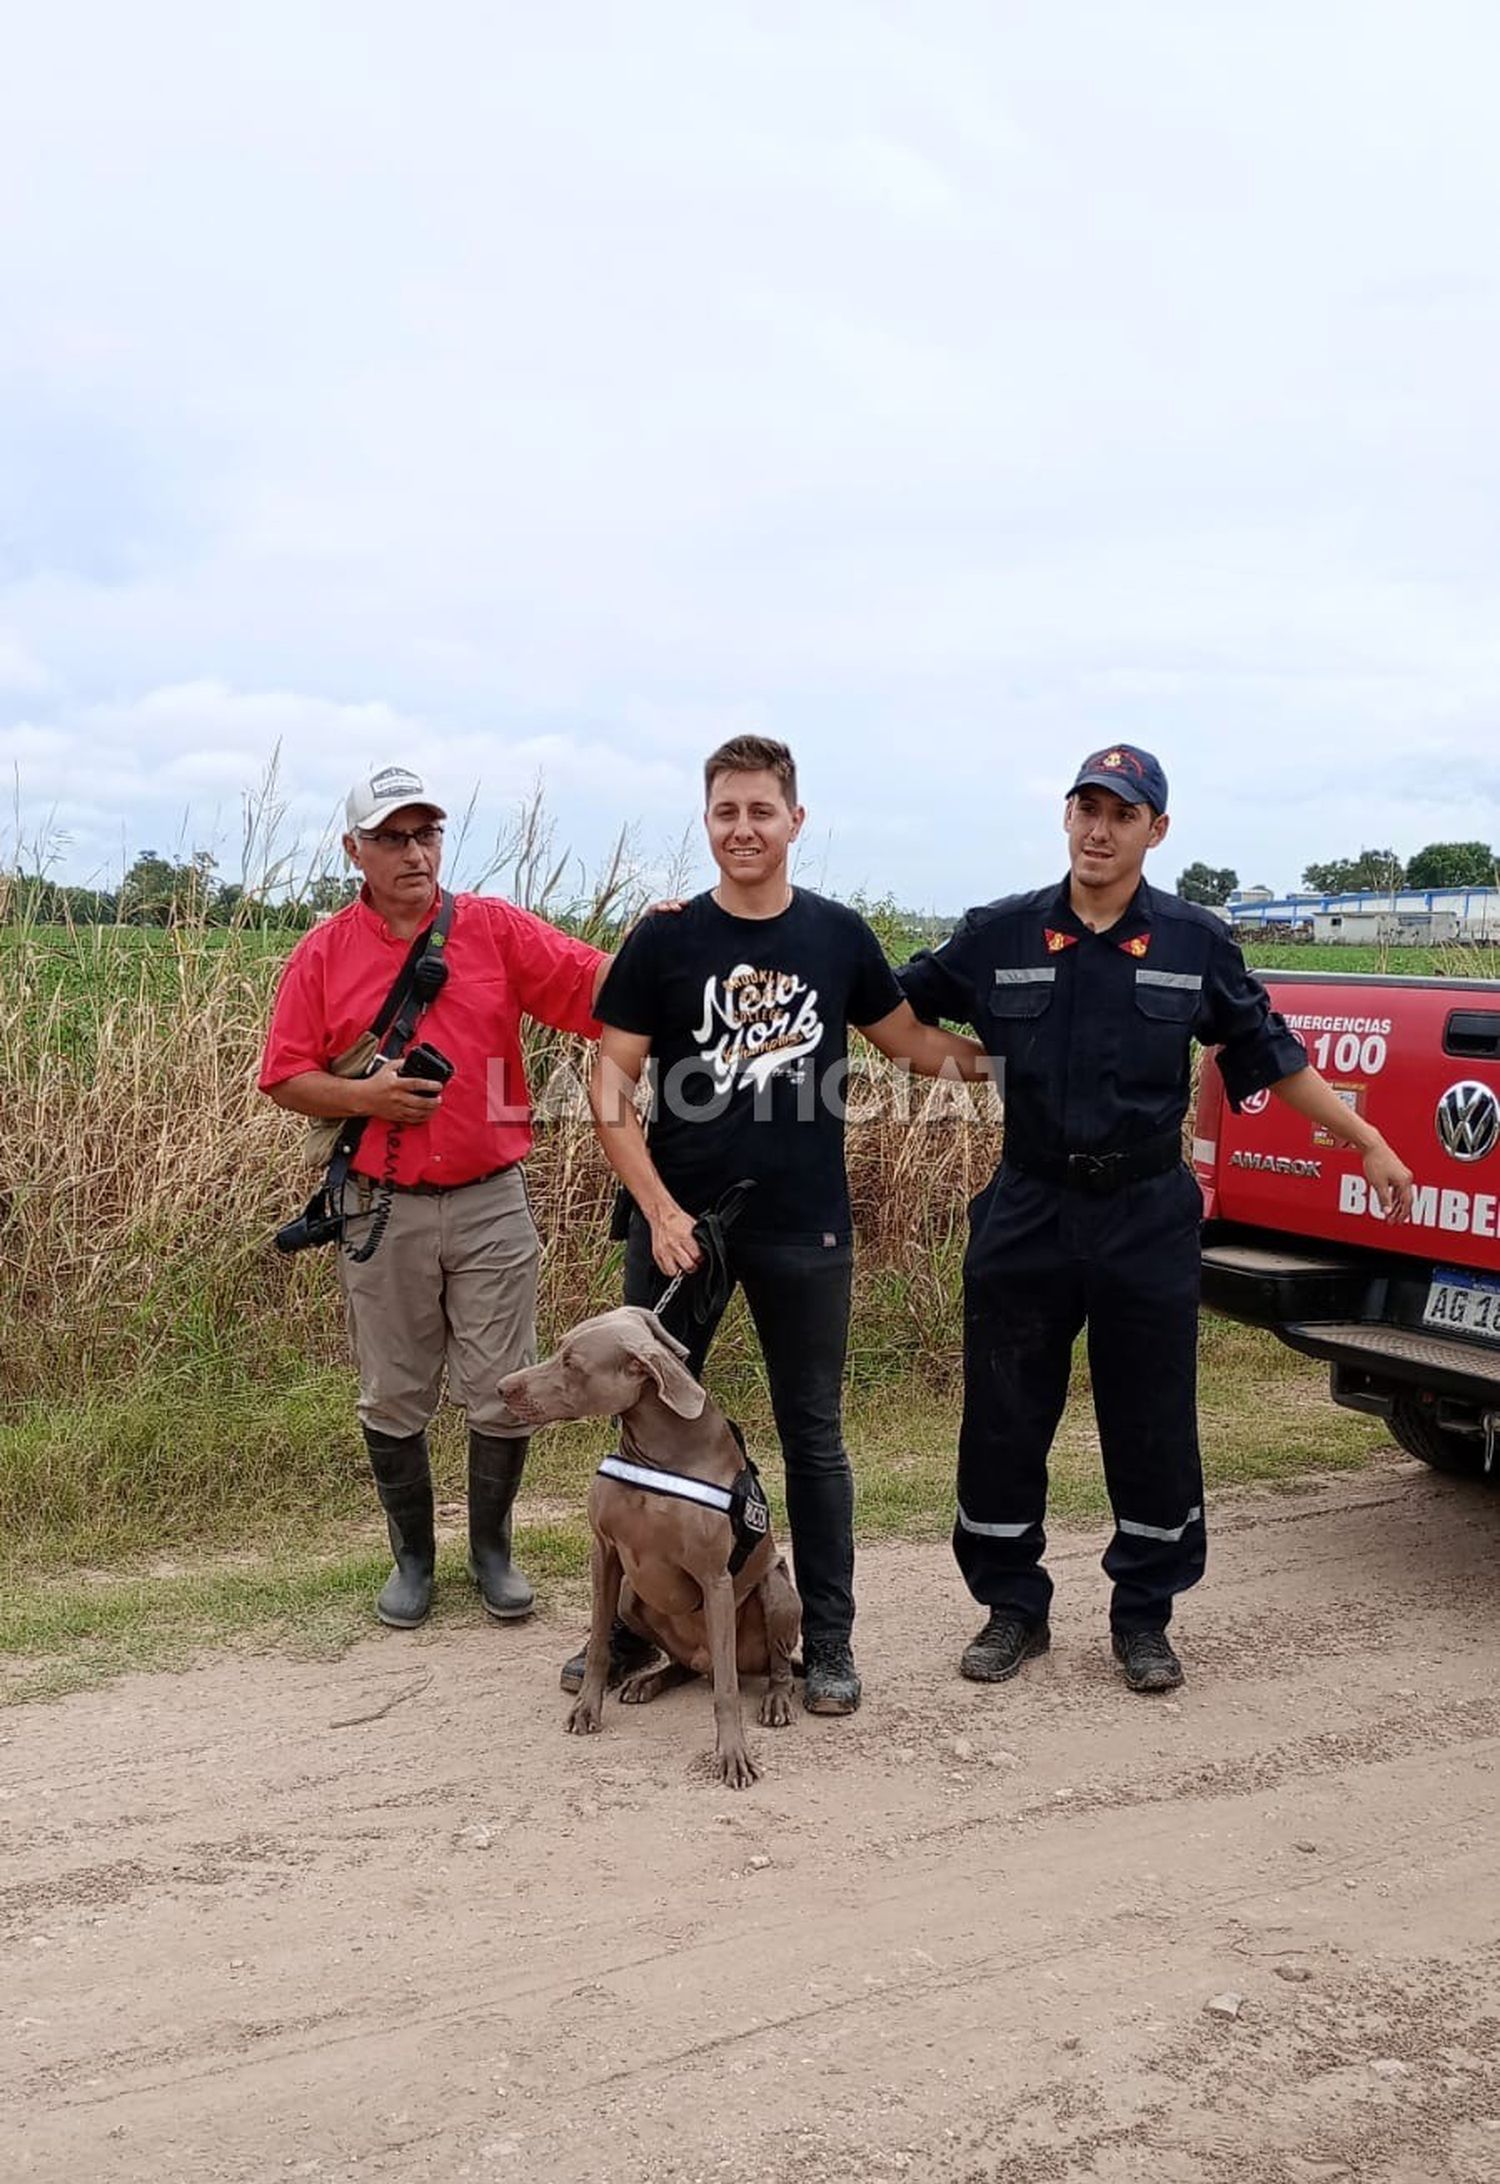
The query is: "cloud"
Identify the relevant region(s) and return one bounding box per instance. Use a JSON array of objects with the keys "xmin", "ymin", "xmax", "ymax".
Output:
[
  {"xmin": 0, "ymin": 633, "xmax": 49, "ymax": 694},
  {"xmin": 1, "ymin": 1, "xmax": 1499, "ymax": 909}
]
